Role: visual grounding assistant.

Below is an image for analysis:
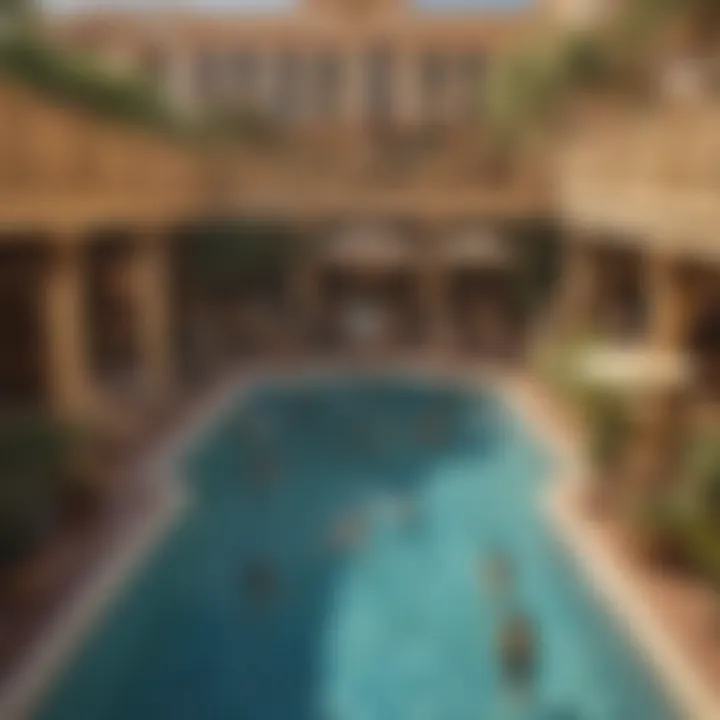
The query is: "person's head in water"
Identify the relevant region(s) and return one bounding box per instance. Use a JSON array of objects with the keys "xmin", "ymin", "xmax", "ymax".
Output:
[
  {"xmin": 484, "ymin": 552, "xmax": 515, "ymax": 601},
  {"xmin": 499, "ymin": 611, "xmax": 537, "ymax": 692}
]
